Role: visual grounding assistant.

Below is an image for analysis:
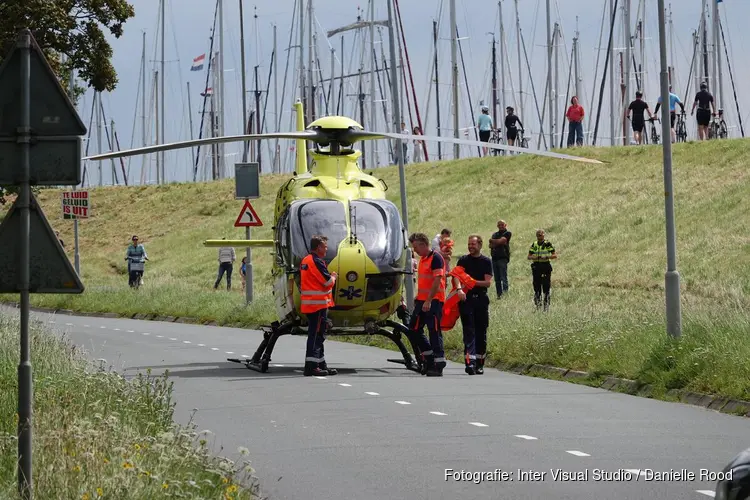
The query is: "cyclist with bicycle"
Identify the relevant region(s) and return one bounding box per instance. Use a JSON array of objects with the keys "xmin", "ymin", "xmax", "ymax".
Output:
[
  {"xmin": 626, "ymin": 91, "xmax": 654, "ymax": 145},
  {"xmin": 654, "ymin": 85, "xmax": 685, "ymax": 143},
  {"xmin": 125, "ymin": 235, "xmax": 149, "ymax": 288},
  {"xmin": 691, "ymin": 82, "xmax": 716, "ymax": 141},
  {"xmin": 504, "ymin": 106, "xmax": 524, "ymax": 148},
  {"xmin": 477, "ymin": 105, "xmax": 494, "ymax": 157}
]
